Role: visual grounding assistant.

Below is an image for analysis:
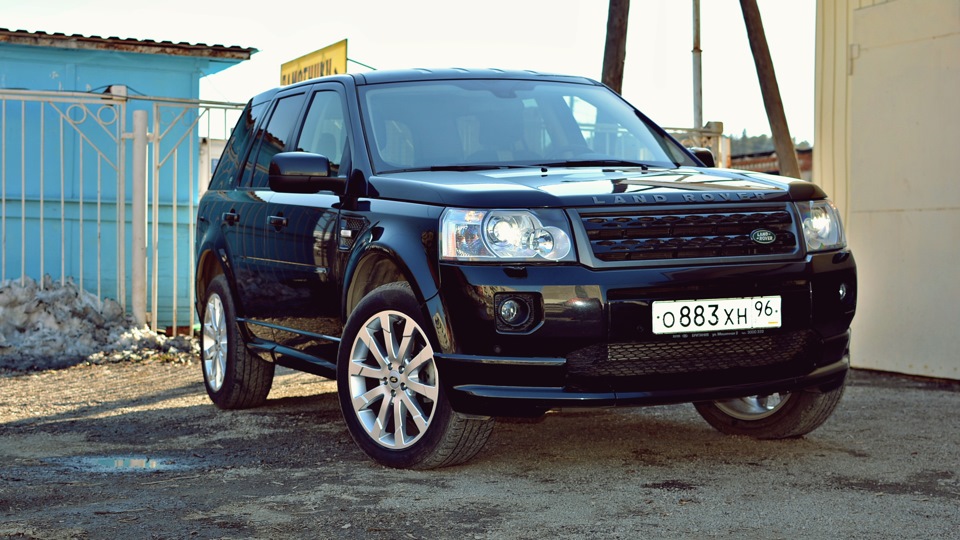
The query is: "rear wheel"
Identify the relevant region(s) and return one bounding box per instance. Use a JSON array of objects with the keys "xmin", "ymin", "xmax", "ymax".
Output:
[
  {"xmin": 694, "ymin": 380, "xmax": 846, "ymax": 439},
  {"xmin": 201, "ymin": 274, "xmax": 274, "ymax": 409},
  {"xmin": 337, "ymin": 282, "xmax": 494, "ymax": 469}
]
